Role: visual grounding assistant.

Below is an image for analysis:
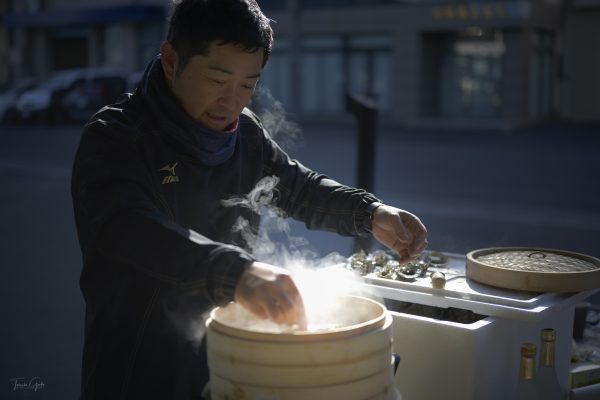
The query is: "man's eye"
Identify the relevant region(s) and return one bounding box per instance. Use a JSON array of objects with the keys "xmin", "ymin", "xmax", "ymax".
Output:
[
  {"xmin": 211, "ymin": 78, "xmax": 225, "ymax": 85},
  {"xmin": 242, "ymin": 84, "xmax": 254, "ymax": 90}
]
